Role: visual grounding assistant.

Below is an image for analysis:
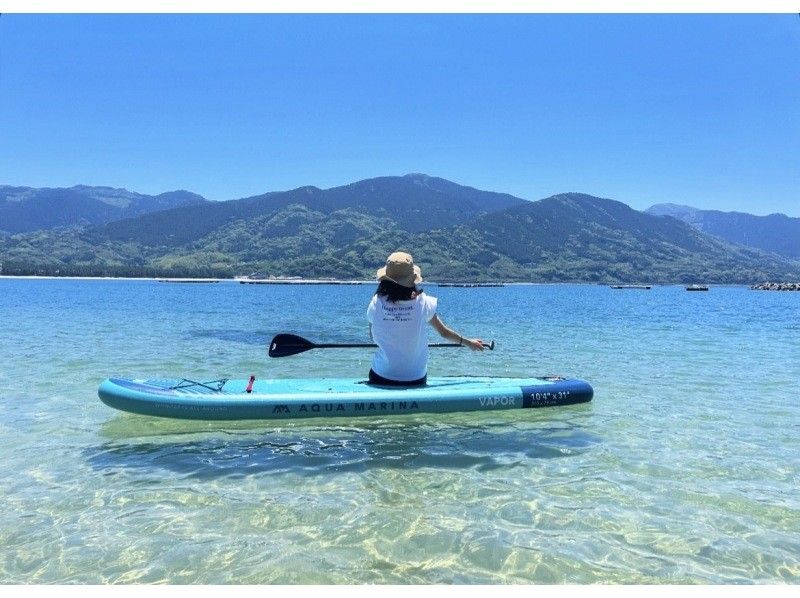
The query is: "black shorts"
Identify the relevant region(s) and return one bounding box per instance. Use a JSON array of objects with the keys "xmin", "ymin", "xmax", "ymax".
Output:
[{"xmin": 368, "ymin": 369, "xmax": 427, "ymax": 387}]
